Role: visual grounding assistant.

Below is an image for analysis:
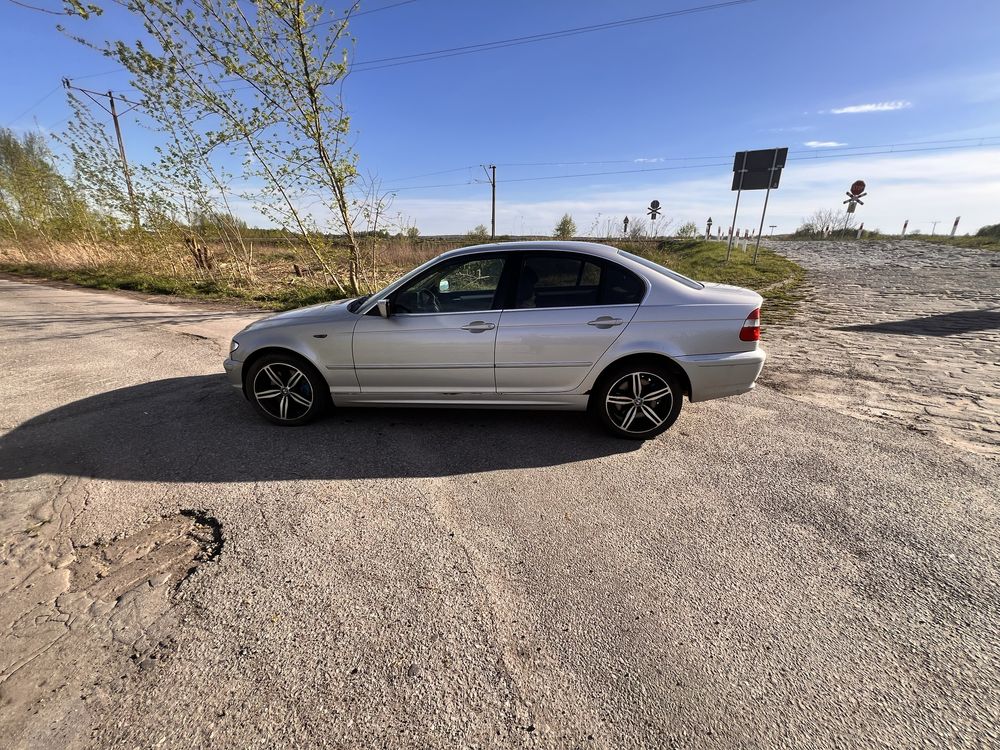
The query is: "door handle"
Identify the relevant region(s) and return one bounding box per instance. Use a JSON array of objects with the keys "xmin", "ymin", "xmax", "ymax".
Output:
[
  {"xmin": 461, "ymin": 321, "xmax": 496, "ymax": 332},
  {"xmin": 587, "ymin": 316, "xmax": 624, "ymax": 328}
]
